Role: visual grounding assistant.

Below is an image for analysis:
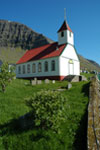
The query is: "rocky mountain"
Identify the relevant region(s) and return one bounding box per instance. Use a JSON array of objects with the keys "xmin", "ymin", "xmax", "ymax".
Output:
[
  {"xmin": 0, "ymin": 20, "xmax": 53, "ymax": 50},
  {"xmin": 0, "ymin": 19, "xmax": 100, "ymax": 72}
]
